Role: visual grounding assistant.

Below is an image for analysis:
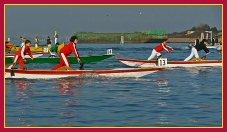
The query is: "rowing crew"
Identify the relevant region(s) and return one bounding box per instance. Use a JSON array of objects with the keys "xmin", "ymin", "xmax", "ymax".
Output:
[
  {"xmin": 7, "ymin": 38, "xmax": 211, "ymax": 70},
  {"xmin": 147, "ymin": 39, "xmax": 210, "ymax": 61},
  {"xmin": 7, "ymin": 35, "xmax": 83, "ymax": 70}
]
